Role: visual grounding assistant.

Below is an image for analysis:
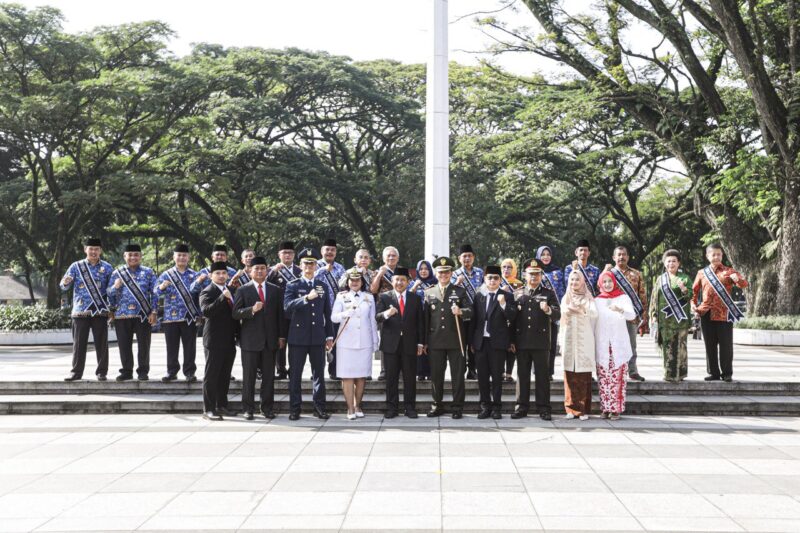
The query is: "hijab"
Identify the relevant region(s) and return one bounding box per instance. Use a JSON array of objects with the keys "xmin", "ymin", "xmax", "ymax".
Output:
[
  {"xmin": 536, "ymin": 245, "xmax": 560, "ymax": 273},
  {"xmin": 596, "ymin": 271, "xmax": 625, "ymax": 299},
  {"xmin": 415, "ymin": 260, "xmax": 436, "ymax": 286},
  {"xmin": 500, "ymin": 258, "xmax": 521, "ymax": 286},
  {"xmin": 563, "ymin": 270, "xmax": 593, "ymax": 310}
]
